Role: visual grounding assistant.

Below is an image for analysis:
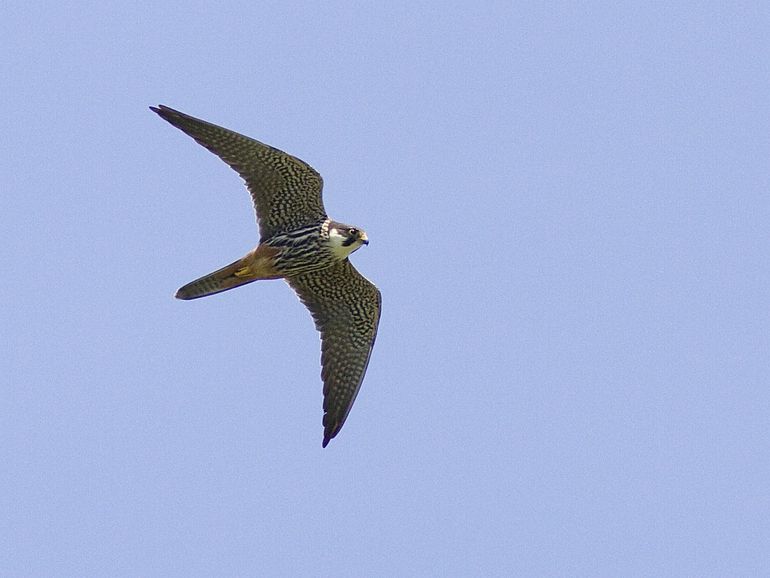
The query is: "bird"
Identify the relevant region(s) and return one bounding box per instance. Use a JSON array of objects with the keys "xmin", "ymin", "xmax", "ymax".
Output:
[{"xmin": 151, "ymin": 105, "xmax": 381, "ymax": 447}]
